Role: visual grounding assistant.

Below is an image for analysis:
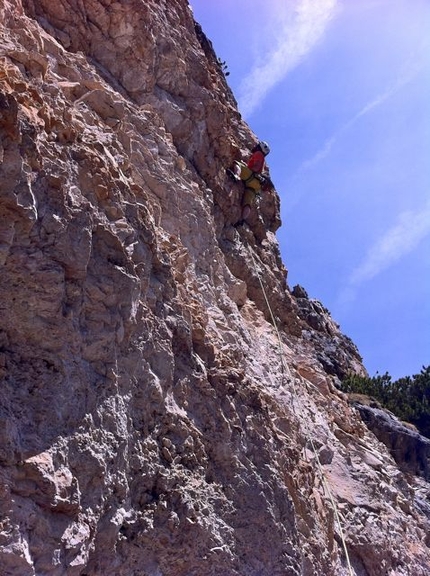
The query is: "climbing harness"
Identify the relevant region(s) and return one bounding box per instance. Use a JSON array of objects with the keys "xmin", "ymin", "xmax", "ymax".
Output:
[{"xmin": 245, "ymin": 239, "xmax": 354, "ymax": 576}]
